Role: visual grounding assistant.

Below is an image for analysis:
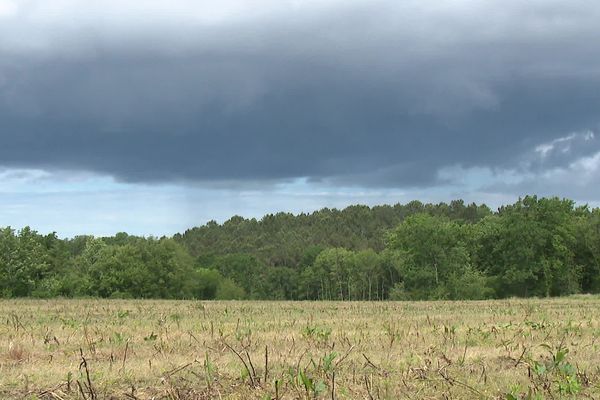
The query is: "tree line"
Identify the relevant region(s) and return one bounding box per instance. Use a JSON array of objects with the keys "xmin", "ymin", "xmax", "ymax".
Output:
[{"xmin": 1, "ymin": 196, "xmax": 599, "ymax": 300}]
